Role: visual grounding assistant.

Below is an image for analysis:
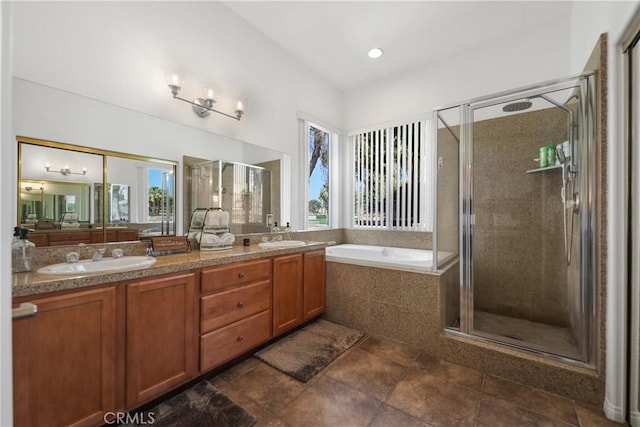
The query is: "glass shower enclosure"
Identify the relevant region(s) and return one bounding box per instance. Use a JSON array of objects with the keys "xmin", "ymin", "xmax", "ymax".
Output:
[{"xmin": 435, "ymin": 73, "xmax": 596, "ymax": 364}]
